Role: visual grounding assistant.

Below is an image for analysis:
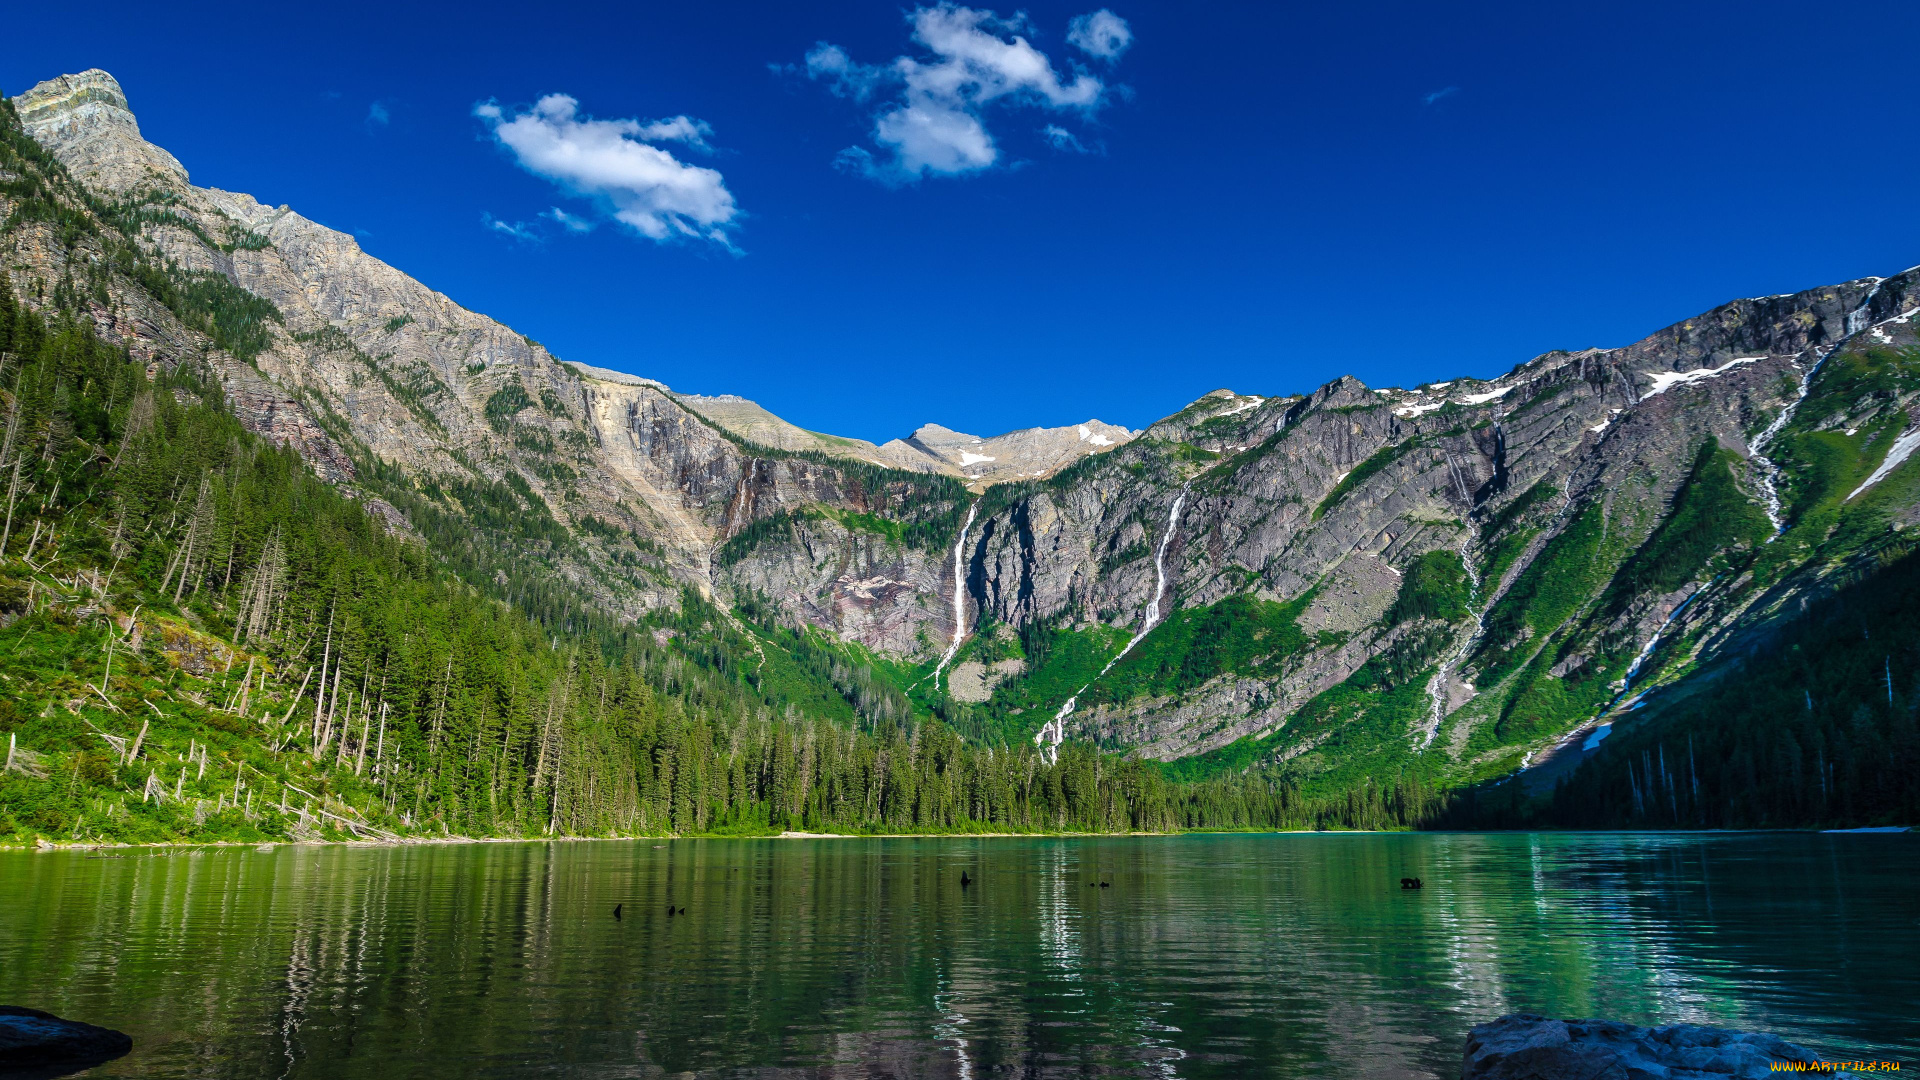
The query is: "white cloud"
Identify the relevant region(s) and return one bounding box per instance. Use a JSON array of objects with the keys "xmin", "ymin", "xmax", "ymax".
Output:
[
  {"xmin": 366, "ymin": 101, "xmax": 391, "ymax": 126},
  {"xmin": 1066, "ymin": 9, "xmax": 1132, "ymax": 60},
  {"xmin": 1041, "ymin": 124, "xmax": 1087, "ymax": 153},
  {"xmin": 803, "ymin": 4, "xmax": 1126, "ymax": 182},
  {"xmin": 483, "ymin": 213, "xmax": 539, "ymax": 242},
  {"xmin": 475, "ymin": 94, "xmax": 739, "ymax": 246},
  {"xmin": 543, "ymin": 206, "xmax": 593, "ymax": 232}
]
